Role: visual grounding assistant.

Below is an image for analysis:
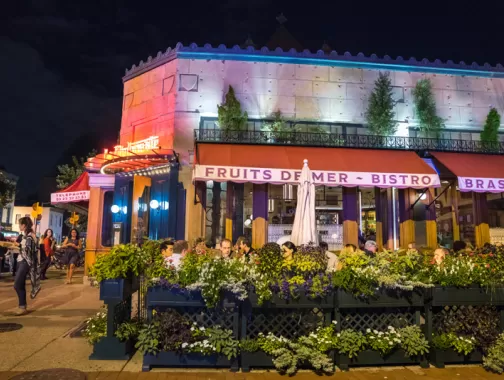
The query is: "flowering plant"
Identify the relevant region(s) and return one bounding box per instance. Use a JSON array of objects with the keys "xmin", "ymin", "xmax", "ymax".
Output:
[
  {"xmin": 432, "ymin": 333, "xmax": 477, "ymax": 355},
  {"xmin": 366, "ymin": 326, "xmax": 402, "ymax": 356},
  {"xmin": 82, "ymin": 306, "xmax": 107, "ymax": 345}
]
